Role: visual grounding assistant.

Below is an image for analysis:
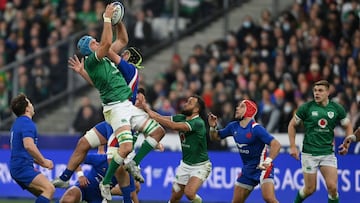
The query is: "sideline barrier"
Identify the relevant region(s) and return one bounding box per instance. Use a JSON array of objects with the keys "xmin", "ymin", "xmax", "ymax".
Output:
[
  {"xmin": 0, "ymin": 150, "xmax": 359, "ymax": 202},
  {"xmin": 1, "ymin": 134, "xmax": 360, "ymax": 154}
]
